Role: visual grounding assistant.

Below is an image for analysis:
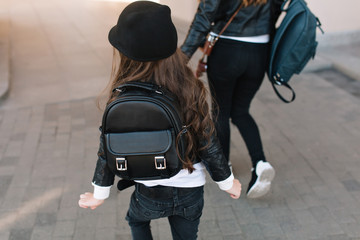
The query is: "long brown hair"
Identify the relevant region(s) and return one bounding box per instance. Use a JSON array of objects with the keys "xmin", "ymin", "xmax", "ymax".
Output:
[
  {"xmin": 242, "ymin": 0, "xmax": 267, "ymax": 7},
  {"xmin": 104, "ymin": 48, "xmax": 215, "ymax": 172}
]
